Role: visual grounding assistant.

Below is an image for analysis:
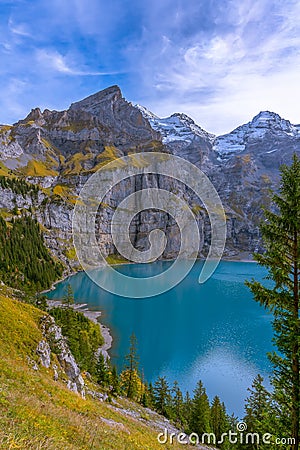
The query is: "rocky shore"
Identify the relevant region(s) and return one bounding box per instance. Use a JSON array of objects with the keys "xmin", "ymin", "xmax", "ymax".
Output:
[{"xmin": 46, "ymin": 299, "xmax": 113, "ymax": 359}]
